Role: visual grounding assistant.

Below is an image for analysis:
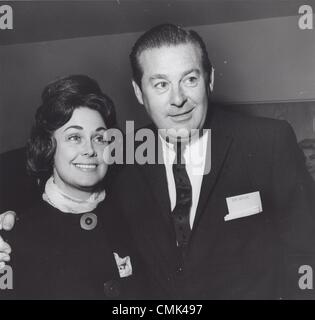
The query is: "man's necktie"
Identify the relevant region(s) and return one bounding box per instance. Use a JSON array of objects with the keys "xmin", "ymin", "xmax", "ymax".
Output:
[{"xmin": 172, "ymin": 141, "xmax": 192, "ymax": 250}]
